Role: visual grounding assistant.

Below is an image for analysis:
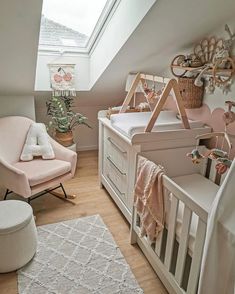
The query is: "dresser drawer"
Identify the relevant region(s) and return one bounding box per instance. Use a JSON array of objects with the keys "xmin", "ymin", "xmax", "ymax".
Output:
[
  {"xmin": 105, "ymin": 159, "xmax": 127, "ymax": 202},
  {"xmin": 104, "ymin": 128, "xmax": 129, "ymax": 174}
]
